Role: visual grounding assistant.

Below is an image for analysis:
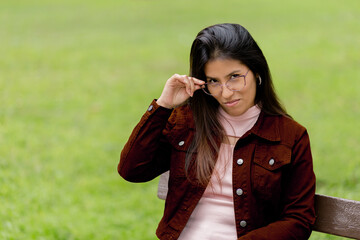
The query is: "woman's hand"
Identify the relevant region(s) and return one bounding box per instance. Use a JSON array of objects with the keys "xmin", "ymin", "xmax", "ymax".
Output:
[{"xmin": 157, "ymin": 74, "xmax": 205, "ymax": 109}]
